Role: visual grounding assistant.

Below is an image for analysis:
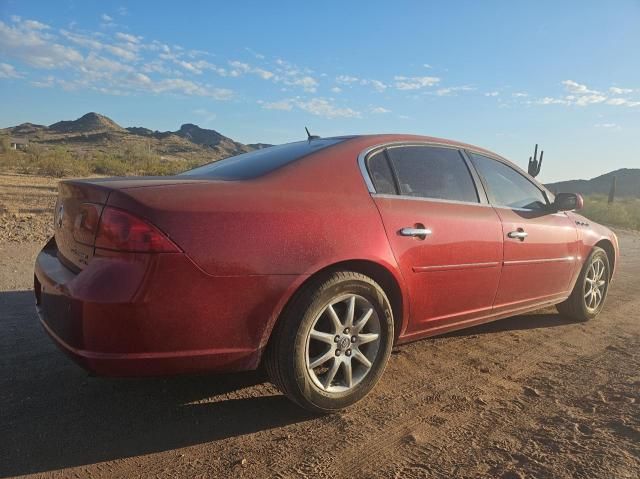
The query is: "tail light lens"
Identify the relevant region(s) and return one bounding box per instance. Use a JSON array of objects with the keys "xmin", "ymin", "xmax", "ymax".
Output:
[{"xmin": 95, "ymin": 207, "xmax": 180, "ymax": 253}]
